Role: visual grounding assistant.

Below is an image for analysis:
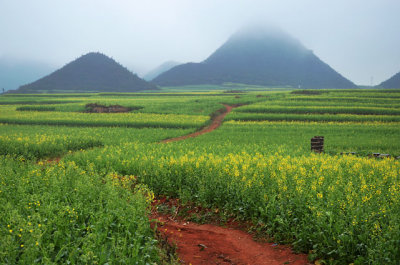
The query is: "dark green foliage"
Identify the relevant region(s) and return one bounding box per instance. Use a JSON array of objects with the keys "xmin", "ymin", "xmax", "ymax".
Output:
[
  {"xmin": 291, "ymin": 90, "xmax": 323, "ymax": 95},
  {"xmin": 16, "ymin": 106, "xmax": 56, "ymax": 111},
  {"xmin": 0, "ymin": 157, "xmax": 160, "ymax": 264},
  {"xmin": 153, "ymin": 26, "xmax": 356, "ymax": 89},
  {"xmin": 17, "ymin": 52, "xmax": 158, "ymax": 93},
  {"xmin": 0, "ymin": 100, "xmax": 81, "ymax": 105}
]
